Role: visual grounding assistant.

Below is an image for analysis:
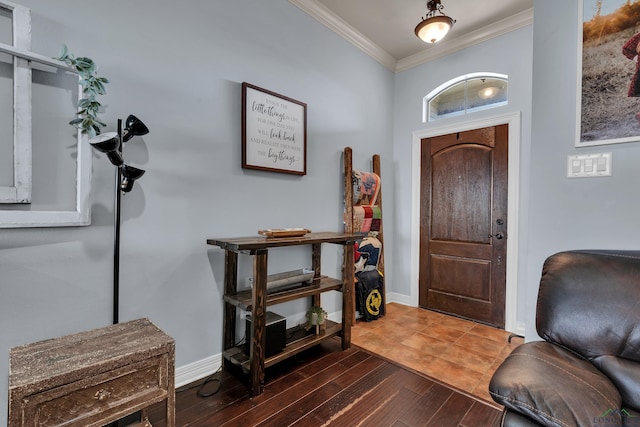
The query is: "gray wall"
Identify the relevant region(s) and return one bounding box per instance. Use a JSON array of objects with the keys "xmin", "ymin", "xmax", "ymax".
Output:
[
  {"xmin": 527, "ymin": 0, "xmax": 640, "ymax": 338},
  {"xmin": 0, "ymin": 1, "xmax": 395, "ymax": 422}
]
